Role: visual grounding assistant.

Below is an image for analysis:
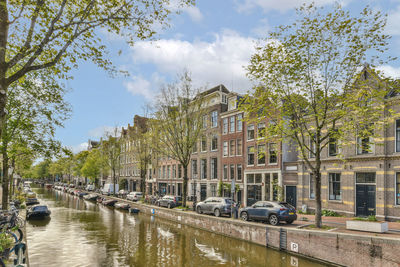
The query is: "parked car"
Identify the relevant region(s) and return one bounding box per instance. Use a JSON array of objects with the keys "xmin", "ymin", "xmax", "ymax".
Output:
[
  {"xmin": 239, "ymin": 201, "xmax": 297, "ymax": 226},
  {"xmin": 196, "ymin": 197, "xmax": 233, "ymax": 217},
  {"xmin": 117, "ymin": 190, "xmax": 129, "ymax": 199},
  {"xmin": 126, "ymin": 192, "xmax": 143, "ymax": 202},
  {"xmin": 86, "ymin": 184, "xmax": 95, "ymax": 191},
  {"xmin": 156, "ymin": 195, "xmax": 182, "ymax": 209}
]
